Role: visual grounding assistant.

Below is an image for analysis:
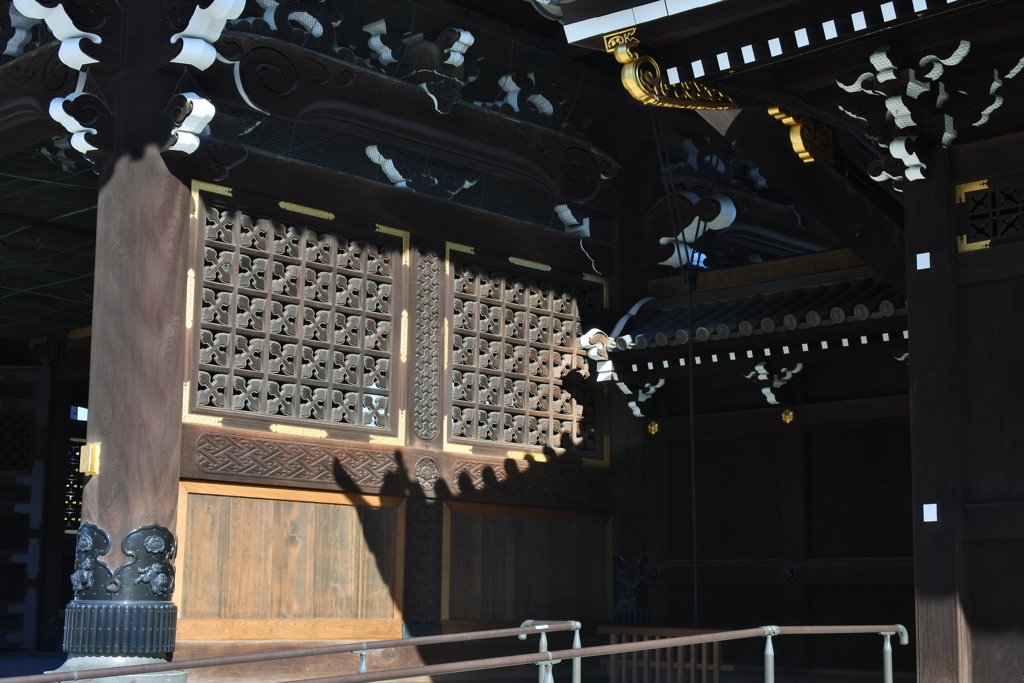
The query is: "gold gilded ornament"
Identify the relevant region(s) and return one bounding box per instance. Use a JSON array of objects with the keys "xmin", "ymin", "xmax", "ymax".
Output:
[
  {"xmin": 606, "ymin": 31, "xmax": 736, "ymax": 111},
  {"xmin": 769, "ymin": 106, "xmax": 832, "ymax": 164}
]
